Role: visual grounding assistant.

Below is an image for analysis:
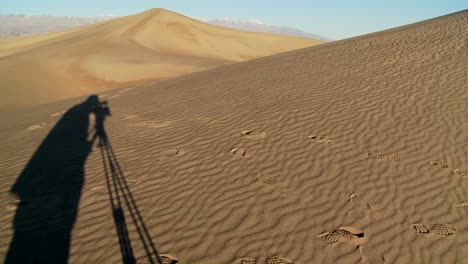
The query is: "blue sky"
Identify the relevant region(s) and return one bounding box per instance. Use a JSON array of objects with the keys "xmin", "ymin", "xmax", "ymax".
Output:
[{"xmin": 1, "ymin": 0, "xmax": 466, "ymax": 39}]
